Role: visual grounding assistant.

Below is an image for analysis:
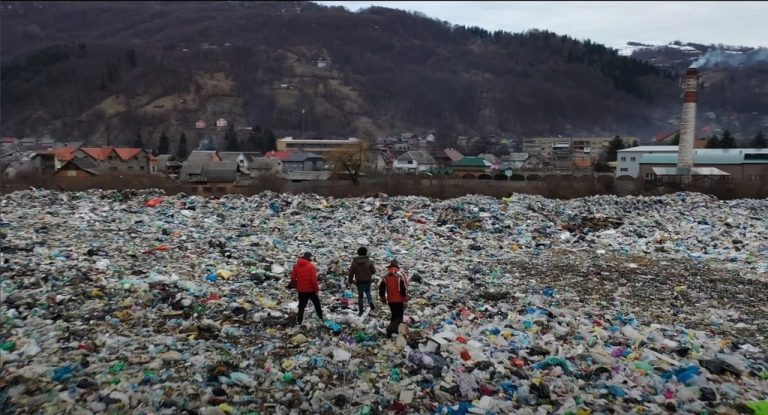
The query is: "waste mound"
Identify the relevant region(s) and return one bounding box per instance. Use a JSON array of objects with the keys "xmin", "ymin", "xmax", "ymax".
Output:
[{"xmin": 1, "ymin": 189, "xmax": 766, "ymax": 414}]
